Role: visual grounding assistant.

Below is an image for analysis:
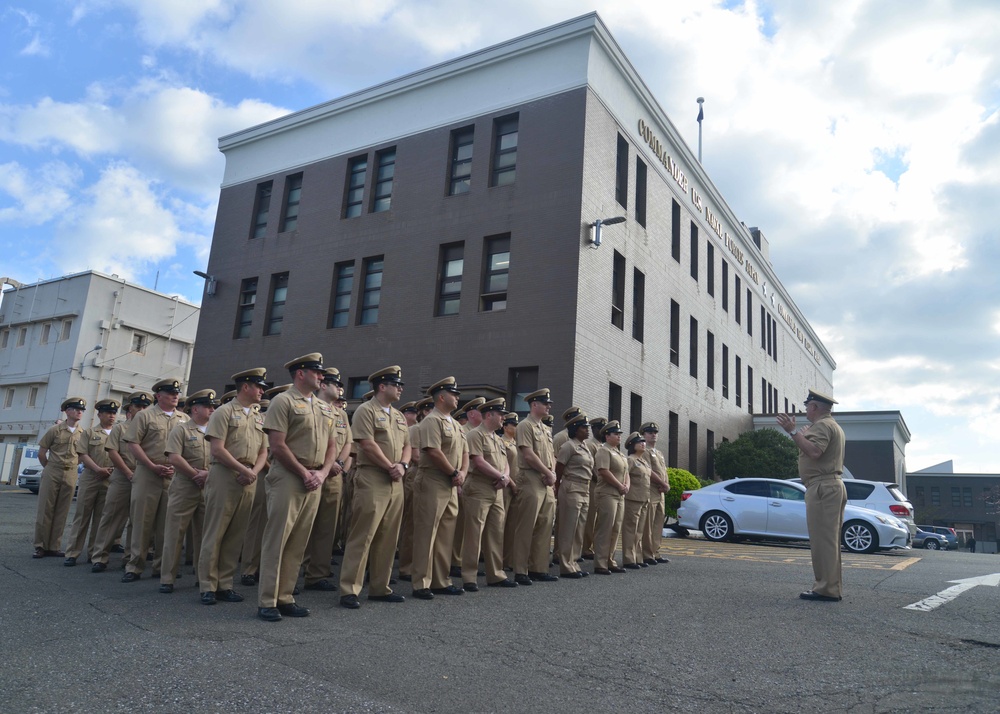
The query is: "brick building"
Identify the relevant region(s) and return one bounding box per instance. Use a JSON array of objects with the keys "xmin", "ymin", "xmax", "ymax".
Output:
[{"xmin": 189, "ymin": 13, "xmax": 835, "ymax": 478}]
